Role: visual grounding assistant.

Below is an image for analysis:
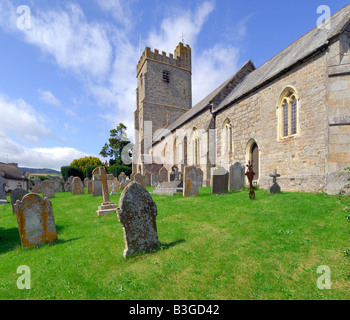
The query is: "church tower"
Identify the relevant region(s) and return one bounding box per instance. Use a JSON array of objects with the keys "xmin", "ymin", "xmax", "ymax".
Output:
[{"xmin": 134, "ymin": 43, "xmax": 192, "ymax": 173}]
